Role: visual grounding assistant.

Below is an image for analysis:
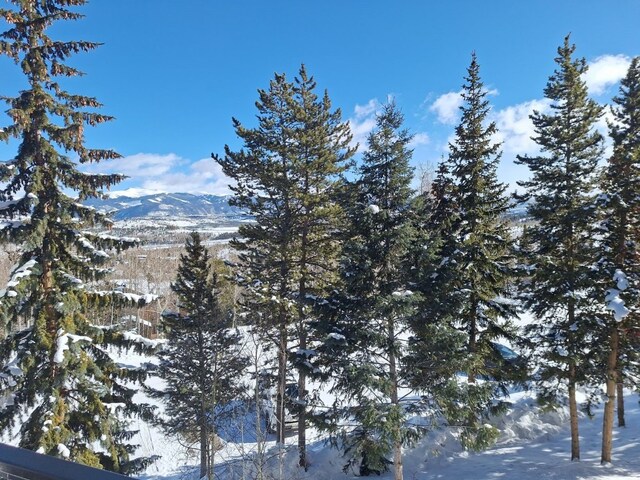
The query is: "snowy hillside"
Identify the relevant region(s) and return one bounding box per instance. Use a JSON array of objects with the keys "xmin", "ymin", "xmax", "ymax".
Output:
[
  {"xmin": 111, "ymin": 328, "xmax": 640, "ymax": 480},
  {"xmin": 84, "ymin": 193, "xmax": 244, "ymax": 221}
]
